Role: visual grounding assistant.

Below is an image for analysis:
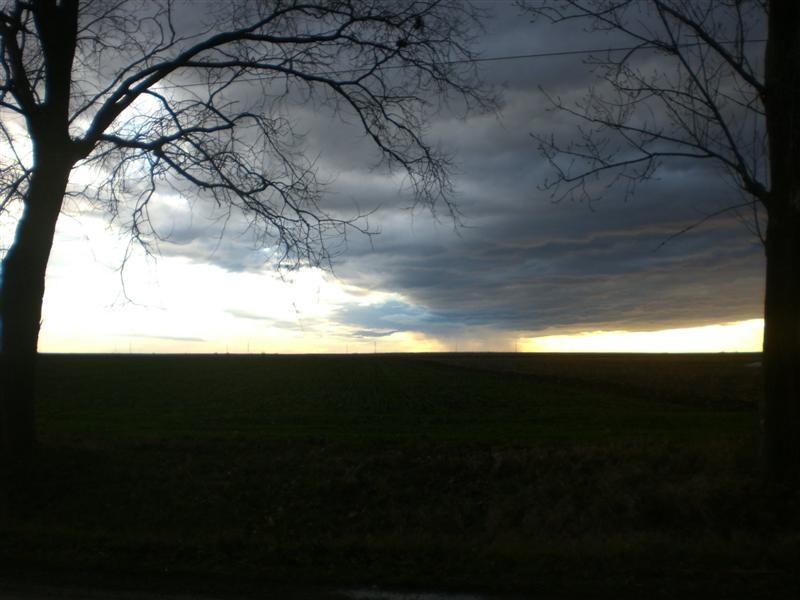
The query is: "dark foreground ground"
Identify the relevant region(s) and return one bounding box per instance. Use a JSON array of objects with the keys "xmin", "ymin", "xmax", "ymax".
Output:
[{"xmin": 1, "ymin": 353, "xmax": 798, "ymax": 599}]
